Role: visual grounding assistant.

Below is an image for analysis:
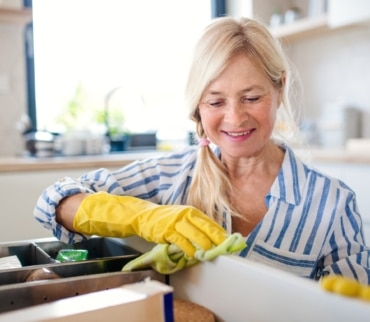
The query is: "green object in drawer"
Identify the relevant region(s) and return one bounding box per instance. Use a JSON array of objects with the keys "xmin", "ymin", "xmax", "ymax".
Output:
[{"xmin": 56, "ymin": 249, "xmax": 88, "ymax": 262}]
